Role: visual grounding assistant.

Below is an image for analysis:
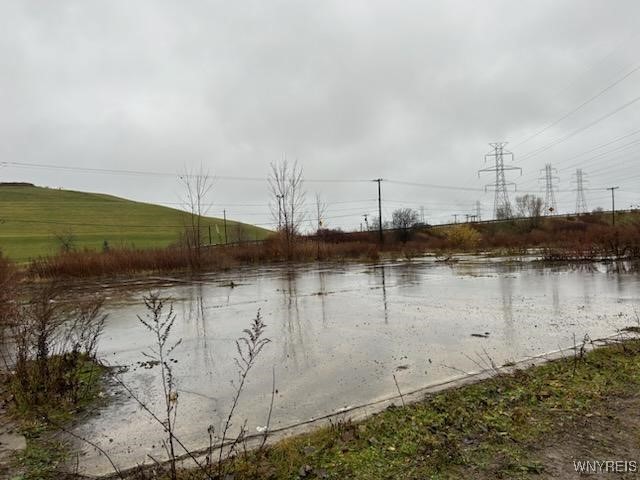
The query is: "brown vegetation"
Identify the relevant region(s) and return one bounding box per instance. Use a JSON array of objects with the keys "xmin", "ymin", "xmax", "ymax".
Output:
[
  {"xmin": 4, "ymin": 282, "xmax": 106, "ymax": 422},
  {"xmin": 476, "ymin": 214, "xmax": 640, "ymax": 260},
  {"xmin": 27, "ymin": 235, "xmax": 386, "ymax": 278},
  {"xmin": 14, "ymin": 212, "xmax": 640, "ymax": 279},
  {"xmin": 0, "ymin": 252, "xmax": 20, "ymax": 326}
]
